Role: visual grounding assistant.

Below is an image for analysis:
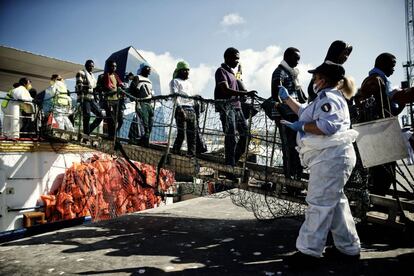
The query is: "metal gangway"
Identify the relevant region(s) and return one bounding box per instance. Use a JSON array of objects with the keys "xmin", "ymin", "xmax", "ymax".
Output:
[{"xmin": 2, "ymin": 92, "xmax": 414, "ymax": 227}]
